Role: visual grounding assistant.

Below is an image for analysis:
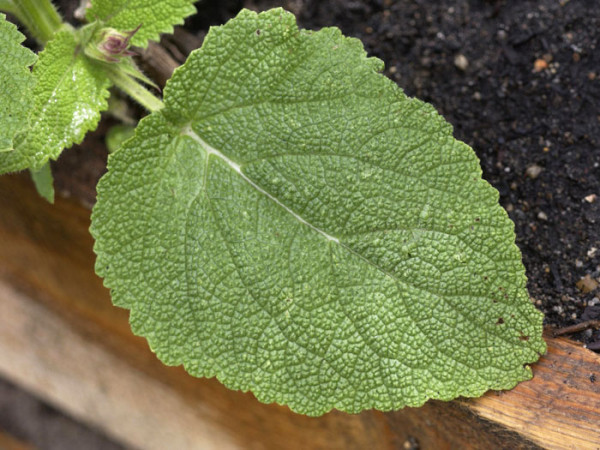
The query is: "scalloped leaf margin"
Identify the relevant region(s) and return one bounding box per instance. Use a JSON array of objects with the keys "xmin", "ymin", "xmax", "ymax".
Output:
[{"xmin": 91, "ymin": 8, "xmax": 546, "ymax": 416}]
